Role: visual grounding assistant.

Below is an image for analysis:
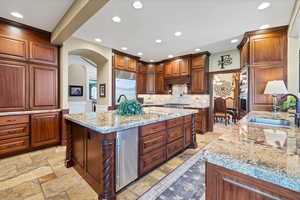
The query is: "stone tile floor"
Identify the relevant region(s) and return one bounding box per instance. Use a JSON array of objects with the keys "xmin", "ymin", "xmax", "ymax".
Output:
[{"xmin": 0, "ymin": 123, "xmax": 235, "ymax": 200}]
